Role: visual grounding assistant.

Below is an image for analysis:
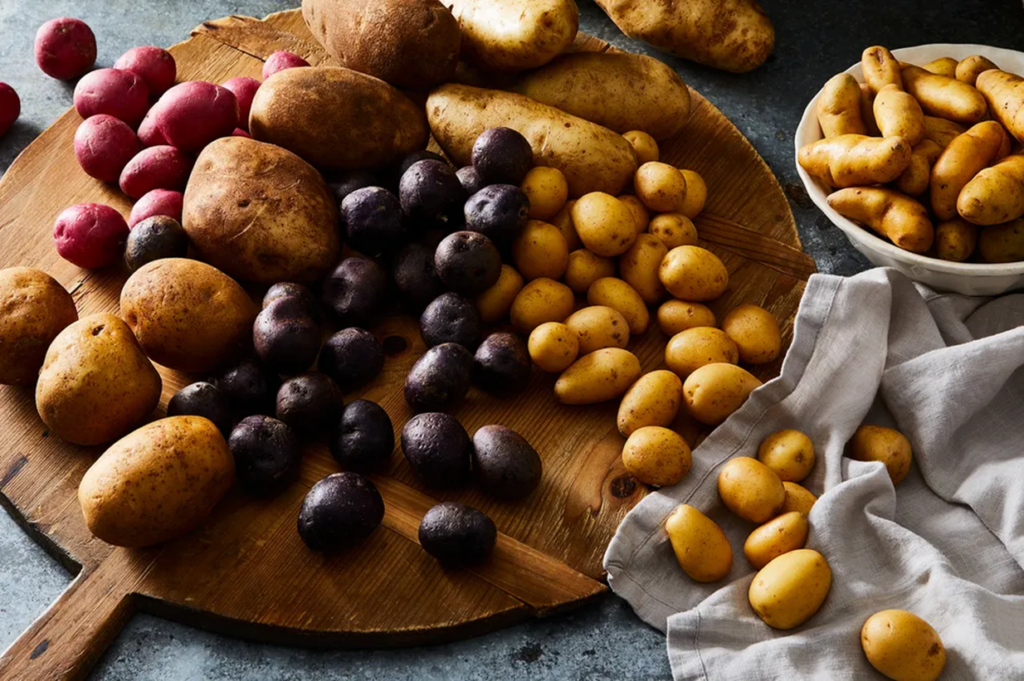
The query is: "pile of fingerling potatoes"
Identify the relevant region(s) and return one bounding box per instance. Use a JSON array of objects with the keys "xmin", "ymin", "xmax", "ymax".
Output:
[{"xmin": 800, "ymin": 46, "xmax": 1024, "ymax": 263}]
